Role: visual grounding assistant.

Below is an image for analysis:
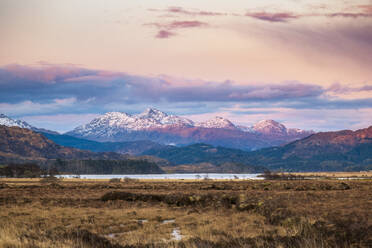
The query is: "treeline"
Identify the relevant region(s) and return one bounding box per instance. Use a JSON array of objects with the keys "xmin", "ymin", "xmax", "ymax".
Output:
[
  {"xmin": 0, "ymin": 159, "xmax": 164, "ymax": 178},
  {"xmin": 52, "ymin": 159, "xmax": 163, "ymax": 174},
  {"xmin": 0, "ymin": 163, "xmax": 57, "ymax": 178}
]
